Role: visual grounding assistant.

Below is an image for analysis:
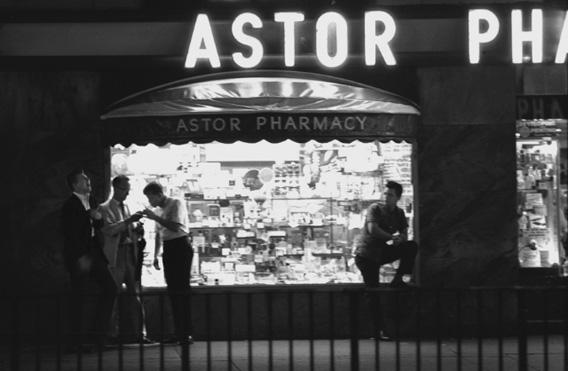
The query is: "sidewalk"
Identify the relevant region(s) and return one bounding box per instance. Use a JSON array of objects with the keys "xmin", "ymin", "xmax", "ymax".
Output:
[{"xmin": 4, "ymin": 336, "xmax": 567, "ymax": 371}]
